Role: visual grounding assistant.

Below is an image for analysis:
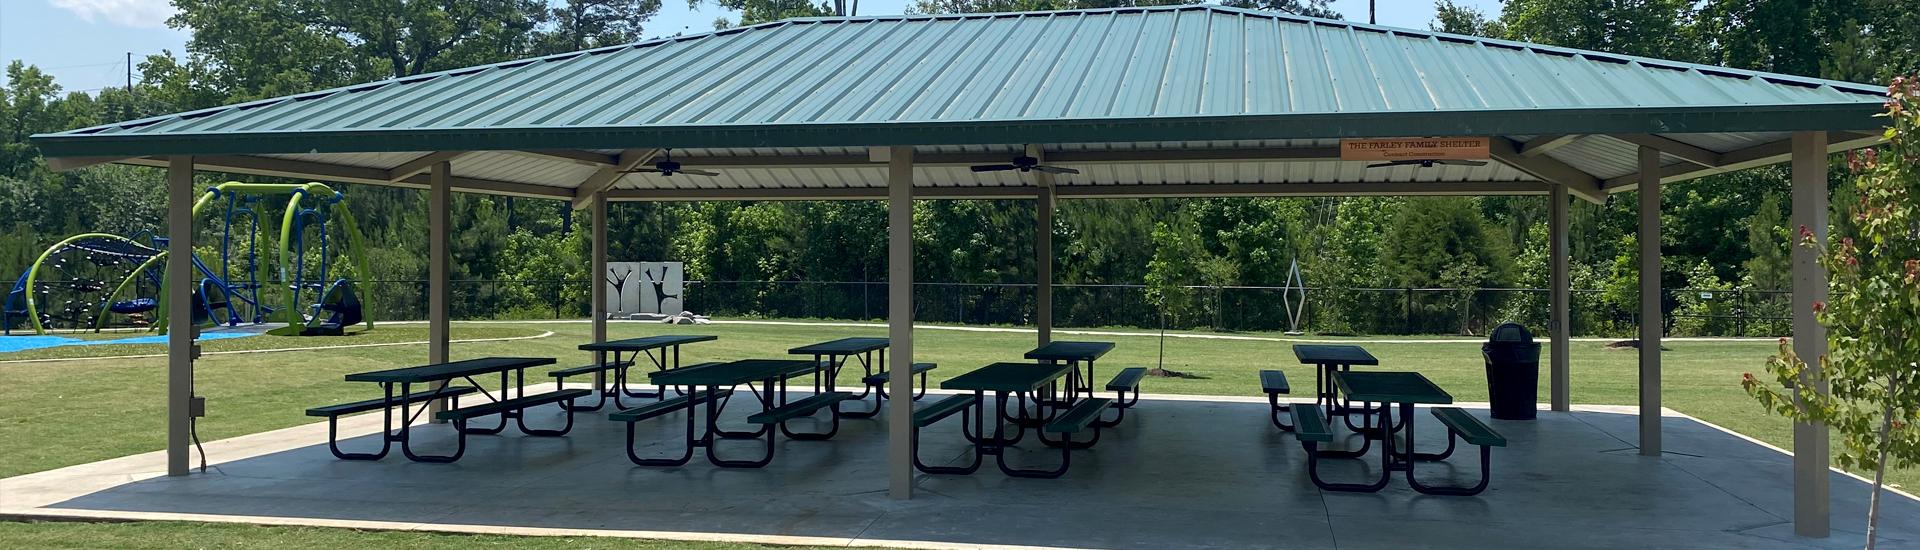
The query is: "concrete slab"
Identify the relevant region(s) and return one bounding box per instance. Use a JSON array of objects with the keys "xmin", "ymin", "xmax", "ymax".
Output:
[{"xmin": 2, "ymin": 389, "xmax": 1916, "ymax": 549}]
